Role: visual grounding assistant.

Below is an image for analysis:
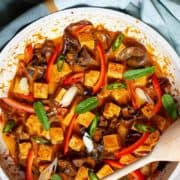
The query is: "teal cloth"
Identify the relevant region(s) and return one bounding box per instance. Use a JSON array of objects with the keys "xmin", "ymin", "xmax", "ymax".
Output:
[{"xmin": 0, "ymin": 0, "xmax": 180, "ymax": 56}]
